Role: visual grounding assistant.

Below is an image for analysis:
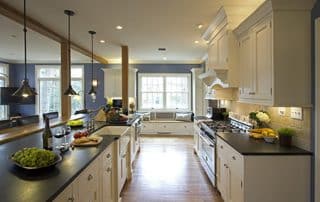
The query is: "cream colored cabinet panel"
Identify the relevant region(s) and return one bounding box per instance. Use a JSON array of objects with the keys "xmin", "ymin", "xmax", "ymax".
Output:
[
  {"xmin": 208, "ymin": 41, "xmax": 218, "ymax": 70},
  {"xmin": 217, "ymin": 31, "xmax": 228, "ymax": 68},
  {"xmin": 252, "ymin": 19, "xmax": 272, "ymax": 101},
  {"xmin": 228, "ymin": 152, "xmax": 244, "ymax": 202},
  {"xmin": 101, "ymin": 144, "xmax": 114, "ymax": 202},
  {"xmin": 78, "ymin": 159, "xmax": 99, "ymax": 202},
  {"xmin": 238, "ymin": 33, "xmax": 254, "ymax": 99},
  {"xmin": 53, "ymin": 181, "xmax": 78, "ymax": 202}
]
